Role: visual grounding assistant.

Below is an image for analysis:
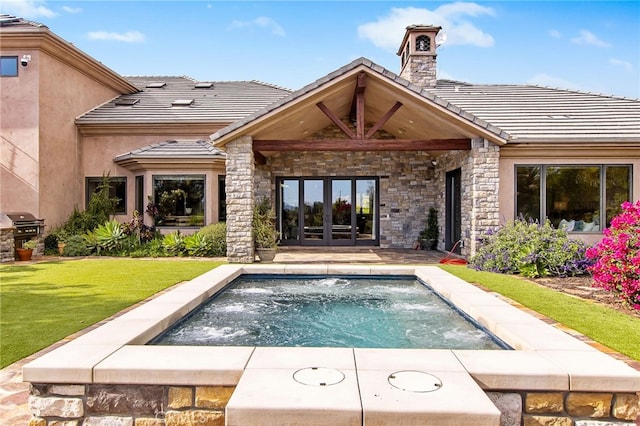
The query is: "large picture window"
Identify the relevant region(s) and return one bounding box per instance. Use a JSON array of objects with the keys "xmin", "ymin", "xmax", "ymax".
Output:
[
  {"xmin": 515, "ymin": 165, "xmax": 632, "ymax": 232},
  {"xmin": 153, "ymin": 175, "xmax": 205, "ymax": 227},
  {"xmin": 86, "ymin": 177, "xmax": 126, "ymax": 215}
]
